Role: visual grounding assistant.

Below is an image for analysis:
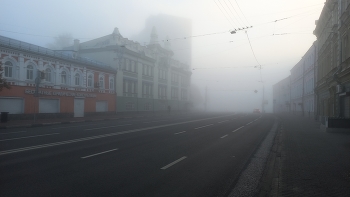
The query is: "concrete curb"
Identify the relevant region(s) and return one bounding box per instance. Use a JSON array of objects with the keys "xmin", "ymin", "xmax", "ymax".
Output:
[{"xmin": 228, "ymin": 118, "xmax": 280, "ymax": 197}]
